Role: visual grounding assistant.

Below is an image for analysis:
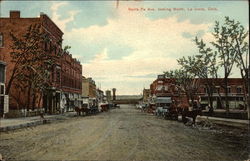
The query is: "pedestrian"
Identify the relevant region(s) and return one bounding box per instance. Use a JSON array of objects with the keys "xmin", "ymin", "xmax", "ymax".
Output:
[
  {"xmin": 193, "ymin": 101, "xmax": 198, "ymax": 110},
  {"xmin": 60, "ymin": 99, "xmax": 66, "ymax": 114}
]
